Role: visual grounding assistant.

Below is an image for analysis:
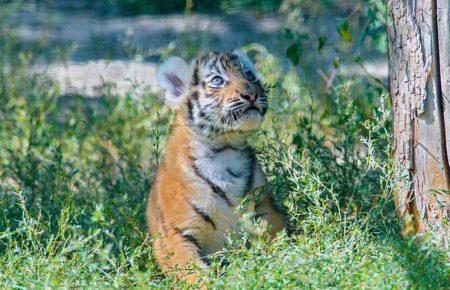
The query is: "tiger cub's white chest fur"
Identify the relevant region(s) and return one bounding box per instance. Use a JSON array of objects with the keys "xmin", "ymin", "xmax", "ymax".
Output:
[
  {"xmin": 191, "ymin": 143, "xmax": 254, "ymax": 203},
  {"xmin": 187, "ymin": 140, "xmax": 266, "ymax": 254}
]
